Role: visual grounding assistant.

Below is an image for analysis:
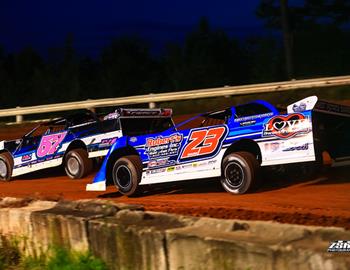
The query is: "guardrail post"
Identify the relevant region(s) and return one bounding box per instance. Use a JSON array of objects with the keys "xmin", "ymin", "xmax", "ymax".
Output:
[
  {"xmin": 86, "ymin": 99, "xmax": 96, "ymax": 113},
  {"xmin": 16, "ymin": 107, "xmax": 23, "ymax": 123},
  {"xmin": 148, "ymin": 93, "xmax": 156, "ymax": 108}
]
